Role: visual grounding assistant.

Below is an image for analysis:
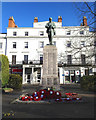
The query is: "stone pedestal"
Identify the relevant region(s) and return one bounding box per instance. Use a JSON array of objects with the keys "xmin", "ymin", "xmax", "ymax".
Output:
[{"xmin": 42, "ymin": 45, "xmax": 60, "ymax": 90}]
